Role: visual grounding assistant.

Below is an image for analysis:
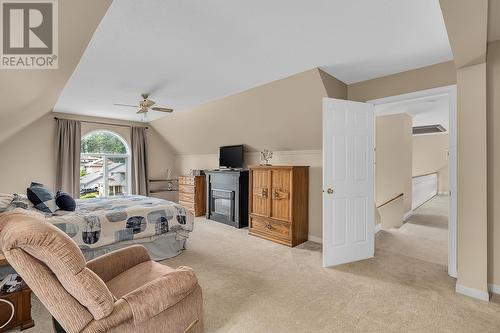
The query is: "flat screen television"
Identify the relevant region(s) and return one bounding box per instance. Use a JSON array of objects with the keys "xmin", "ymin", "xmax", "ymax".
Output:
[{"xmin": 219, "ymin": 145, "xmax": 244, "ymax": 169}]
